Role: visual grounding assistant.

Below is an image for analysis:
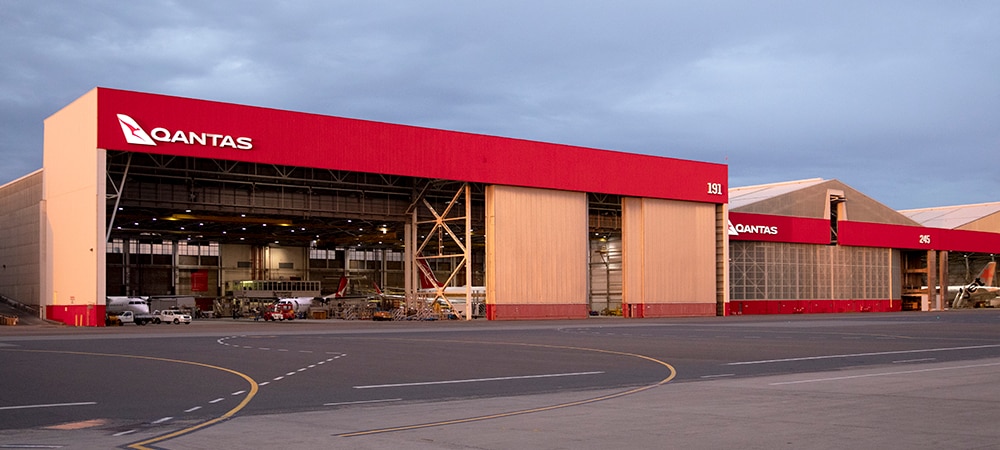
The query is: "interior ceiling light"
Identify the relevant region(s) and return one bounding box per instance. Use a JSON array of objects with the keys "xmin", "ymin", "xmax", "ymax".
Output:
[{"xmin": 163, "ymin": 213, "xmax": 292, "ymax": 226}]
